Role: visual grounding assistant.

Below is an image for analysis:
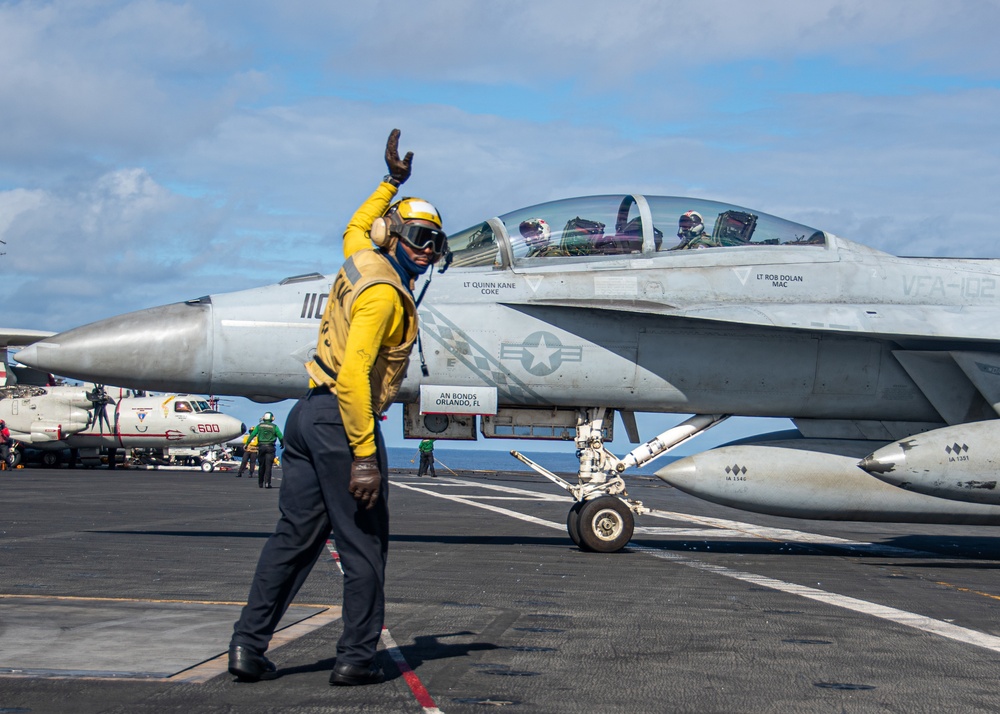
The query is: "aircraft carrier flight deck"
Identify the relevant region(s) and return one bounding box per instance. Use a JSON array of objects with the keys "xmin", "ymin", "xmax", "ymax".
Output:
[{"xmin": 2, "ymin": 464, "xmax": 1000, "ymax": 713}]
